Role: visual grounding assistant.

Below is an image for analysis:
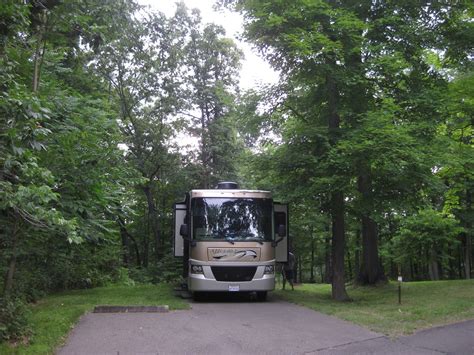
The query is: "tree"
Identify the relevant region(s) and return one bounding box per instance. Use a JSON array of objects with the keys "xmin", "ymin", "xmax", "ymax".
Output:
[
  {"xmin": 440, "ymin": 72, "xmax": 474, "ymax": 279},
  {"xmin": 226, "ymin": 0, "xmax": 473, "ymax": 292},
  {"xmin": 0, "ymin": 0, "xmax": 141, "ymax": 301},
  {"xmin": 91, "ymin": 4, "xmax": 189, "ymax": 266},
  {"xmin": 391, "ymin": 209, "xmax": 462, "ymax": 280},
  {"xmin": 184, "ymin": 11, "xmax": 243, "ymax": 188}
]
